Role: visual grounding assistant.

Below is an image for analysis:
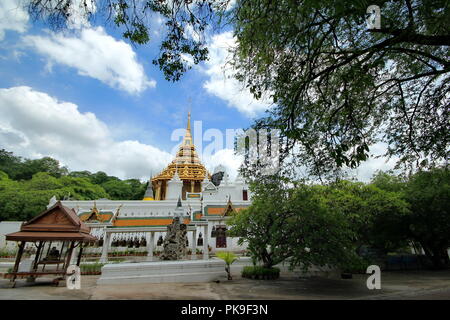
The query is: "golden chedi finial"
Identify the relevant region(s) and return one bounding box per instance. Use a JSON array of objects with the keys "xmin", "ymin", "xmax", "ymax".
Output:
[{"xmin": 151, "ymin": 111, "xmax": 211, "ymax": 194}]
